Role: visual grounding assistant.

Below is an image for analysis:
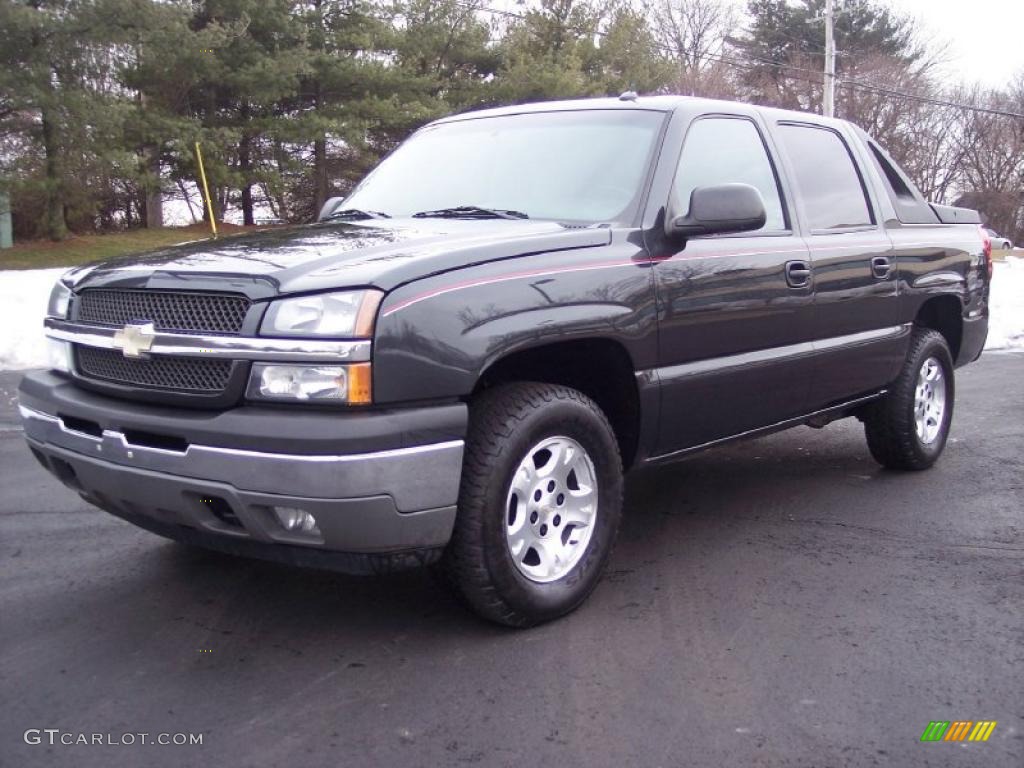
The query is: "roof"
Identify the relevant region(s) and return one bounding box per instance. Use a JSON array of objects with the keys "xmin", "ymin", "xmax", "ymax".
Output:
[{"xmin": 431, "ymin": 94, "xmax": 854, "ymax": 133}]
